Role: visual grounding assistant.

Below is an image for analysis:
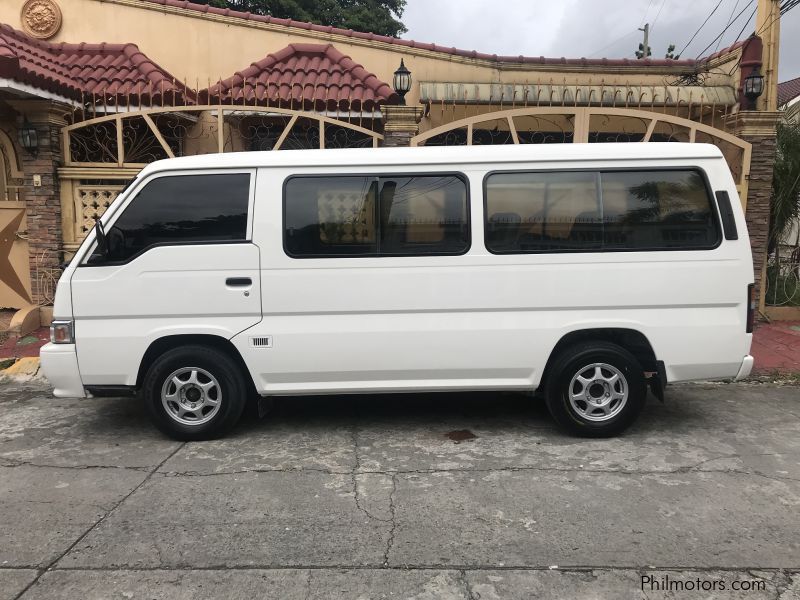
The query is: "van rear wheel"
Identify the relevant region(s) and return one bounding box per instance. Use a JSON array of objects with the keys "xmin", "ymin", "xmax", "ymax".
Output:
[
  {"xmin": 544, "ymin": 342, "xmax": 647, "ymax": 437},
  {"xmin": 143, "ymin": 345, "xmax": 247, "ymax": 441}
]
